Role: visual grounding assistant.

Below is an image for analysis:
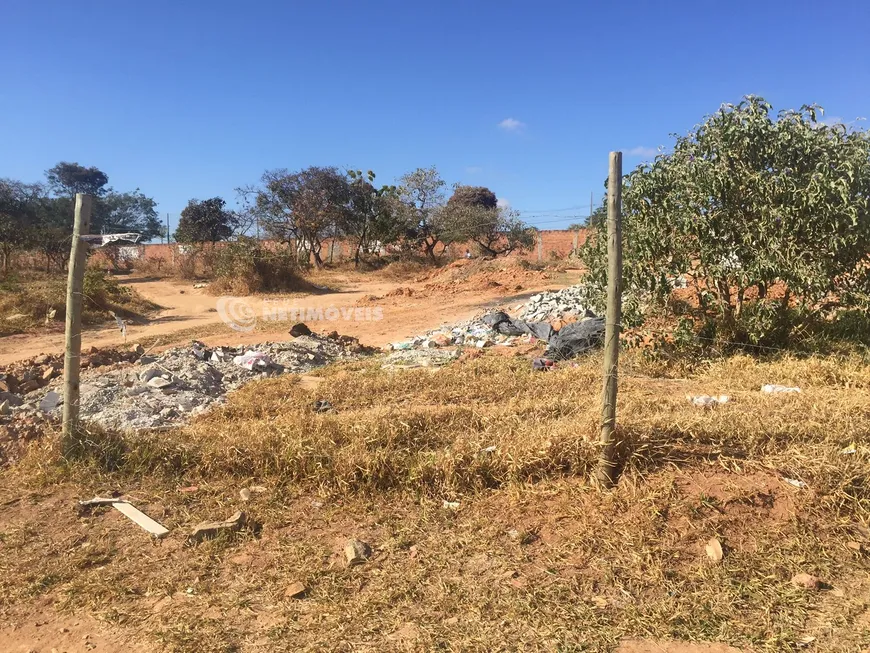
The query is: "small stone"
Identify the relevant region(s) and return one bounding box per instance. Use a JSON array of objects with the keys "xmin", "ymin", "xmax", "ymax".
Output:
[
  {"xmin": 791, "ymin": 573, "xmax": 821, "ymax": 590},
  {"xmin": 326, "ymin": 331, "xmax": 339, "ymax": 340},
  {"xmin": 0, "ymin": 400, "xmax": 9, "ymax": 416},
  {"xmin": 20, "ymin": 379, "xmax": 42, "ymax": 393},
  {"xmin": 239, "ymin": 488, "xmax": 252, "ymax": 501},
  {"xmin": 39, "ymin": 391, "xmax": 61, "ymax": 413},
  {"xmin": 284, "ymin": 581, "xmax": 307, "ymax": 599},
  {"xmin": 139, "ymin": 368, "xmax": 161, "ymax": 383},
  {"xmin": 33, "ymin": 354, "xmax": 49, "ymax": 365},
  {"xmin": 188, "ymin": 511, "xmax": 246, "ymax": 544},
  {"xmin": 131, "ymin": 343, "xmax": 145, "ymax": 356},
  {"xmin": 42, "ymin": 366, "xmax": 58, "ymax": 382},
  {"xmin": 430, "ymin": 333, "xmax": 451, "ymax": 347},
  {"xmin": 289, "ymin": 323, "xmax": 312, "ymax": 337},
  {"xmin": 344, "ymin": 539, "xmax": 372, "ymax": 567},
  {"xmin": 147, "ymin": 376, "xmax": 173, "ymax": 389},
  {"xmin": 475, "ymin": 340, "xmax": 493, "ymax": 349}
]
